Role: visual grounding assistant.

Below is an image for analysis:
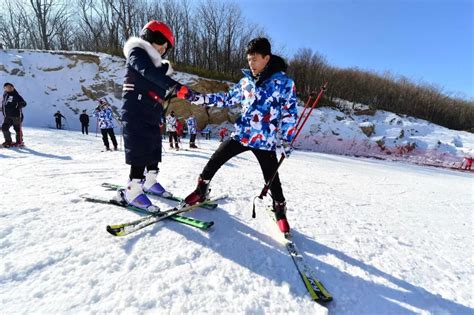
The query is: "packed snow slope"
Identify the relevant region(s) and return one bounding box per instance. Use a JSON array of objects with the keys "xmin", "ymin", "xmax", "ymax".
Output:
[
  {"xmin": 0, "ymin": 127, "xmax": 472, "ymax": 314},
  {"xmin": 1, "ymin": 49, "xmax": 473, "ymax": 169}
]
